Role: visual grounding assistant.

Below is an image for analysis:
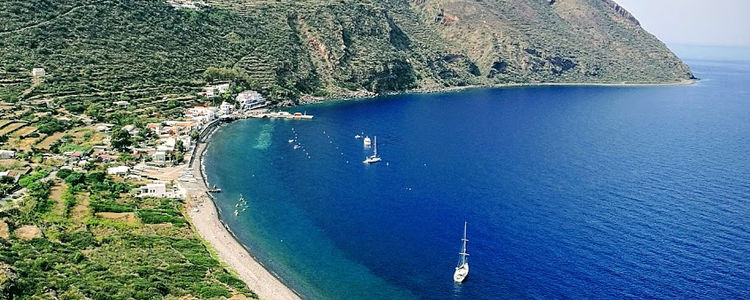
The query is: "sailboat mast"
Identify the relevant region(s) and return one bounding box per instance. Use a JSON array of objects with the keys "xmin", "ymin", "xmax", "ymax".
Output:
[
  {"xmin": 463, "ymin": 222, "xmax": 467, "ymax": 242},
  {"xmin": 460, "ymin": 222, "xmax": 468, "ymax": 265}
]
